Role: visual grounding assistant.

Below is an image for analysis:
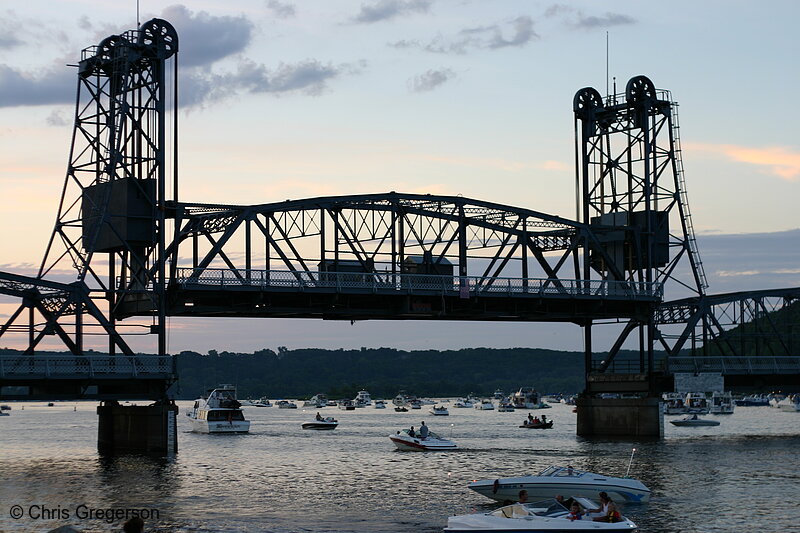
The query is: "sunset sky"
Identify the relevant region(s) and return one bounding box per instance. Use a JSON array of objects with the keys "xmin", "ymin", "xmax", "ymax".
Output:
[{"xmin": 1, "ymin": 0, "xmax": 797, "ymax": 354}]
